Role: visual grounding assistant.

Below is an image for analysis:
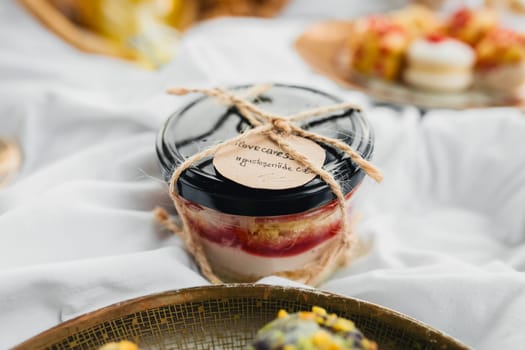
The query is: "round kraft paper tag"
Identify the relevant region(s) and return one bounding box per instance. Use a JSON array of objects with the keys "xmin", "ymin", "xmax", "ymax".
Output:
[{"xmin": 213, "ymin": 133, "xmax": 326, "ymax": 190}]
